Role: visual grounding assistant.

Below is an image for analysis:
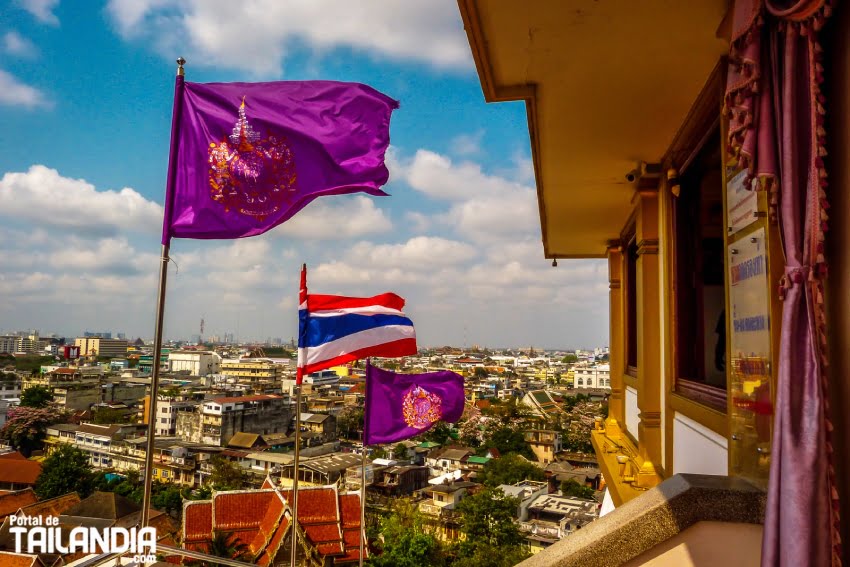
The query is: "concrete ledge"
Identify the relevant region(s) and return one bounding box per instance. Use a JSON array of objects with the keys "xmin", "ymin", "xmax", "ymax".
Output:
[{"xmin": 518, "ymin": 474, "xmax": 765, "ymax": 567}]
